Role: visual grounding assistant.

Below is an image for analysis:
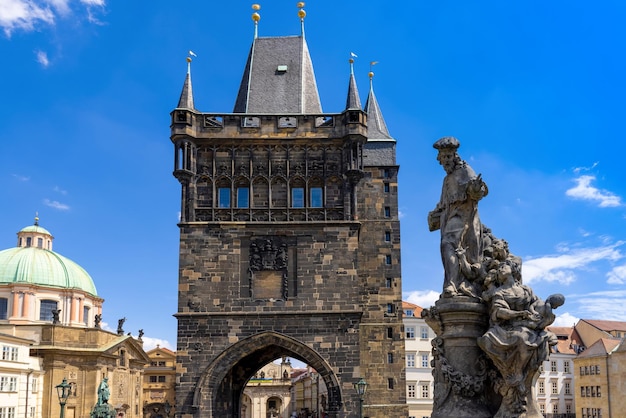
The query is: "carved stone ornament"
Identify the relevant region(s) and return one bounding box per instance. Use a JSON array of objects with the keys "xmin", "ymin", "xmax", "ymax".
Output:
[{"xmin": 249, "ymin": 239, "xmax": 288, "ymax": 271}]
